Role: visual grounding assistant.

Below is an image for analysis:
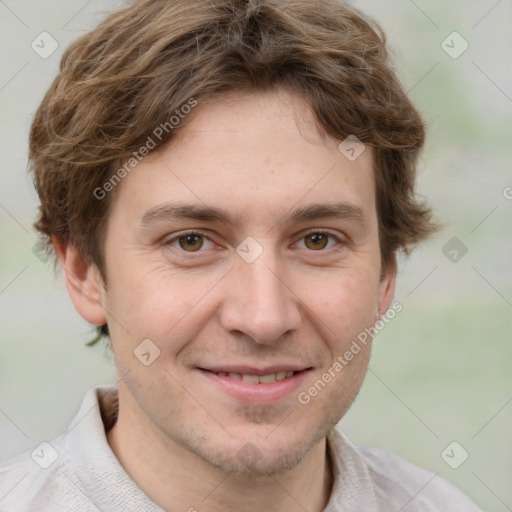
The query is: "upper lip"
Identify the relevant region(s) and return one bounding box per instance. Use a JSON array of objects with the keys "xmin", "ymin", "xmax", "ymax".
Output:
[{"xmin": 199, "ymin": 365, "xmax": 311, "ymax": 376}]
